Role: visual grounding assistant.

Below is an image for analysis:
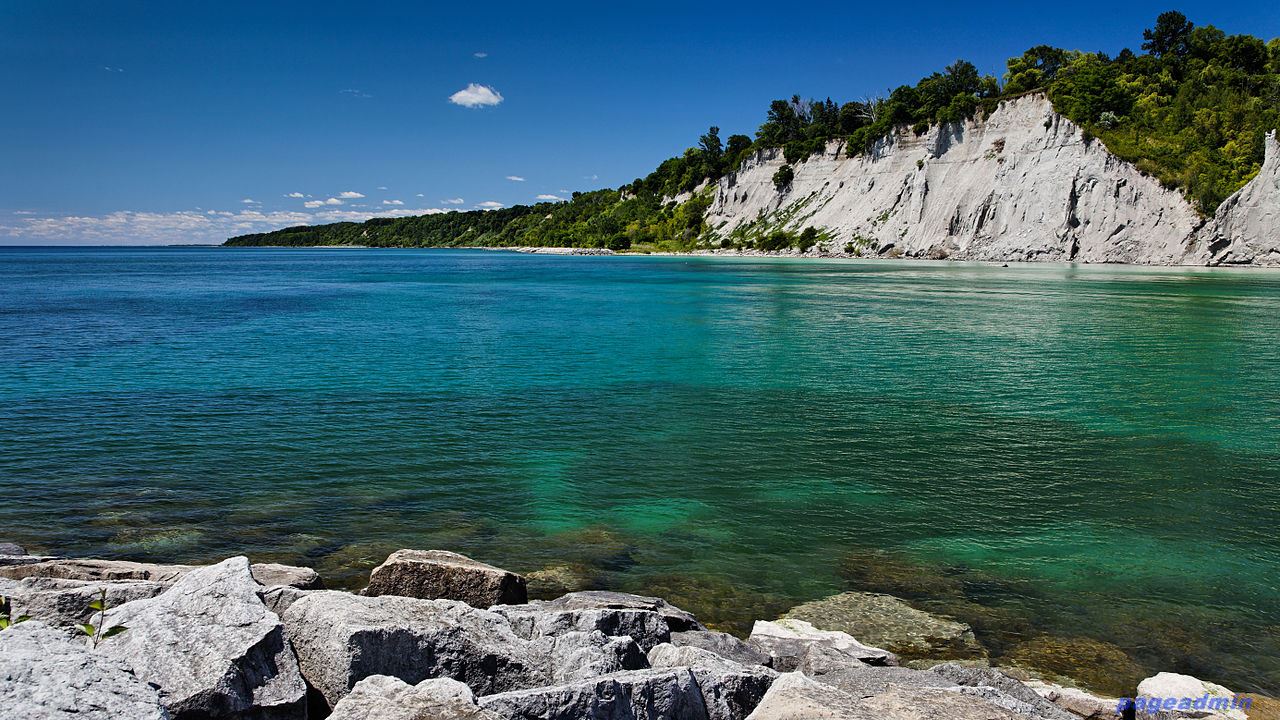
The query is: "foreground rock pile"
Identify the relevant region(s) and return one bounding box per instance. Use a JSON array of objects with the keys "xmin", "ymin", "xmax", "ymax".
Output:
[{"xmin": 0, "ymin": 543, "xmax": 1257, "ymax": 719}]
